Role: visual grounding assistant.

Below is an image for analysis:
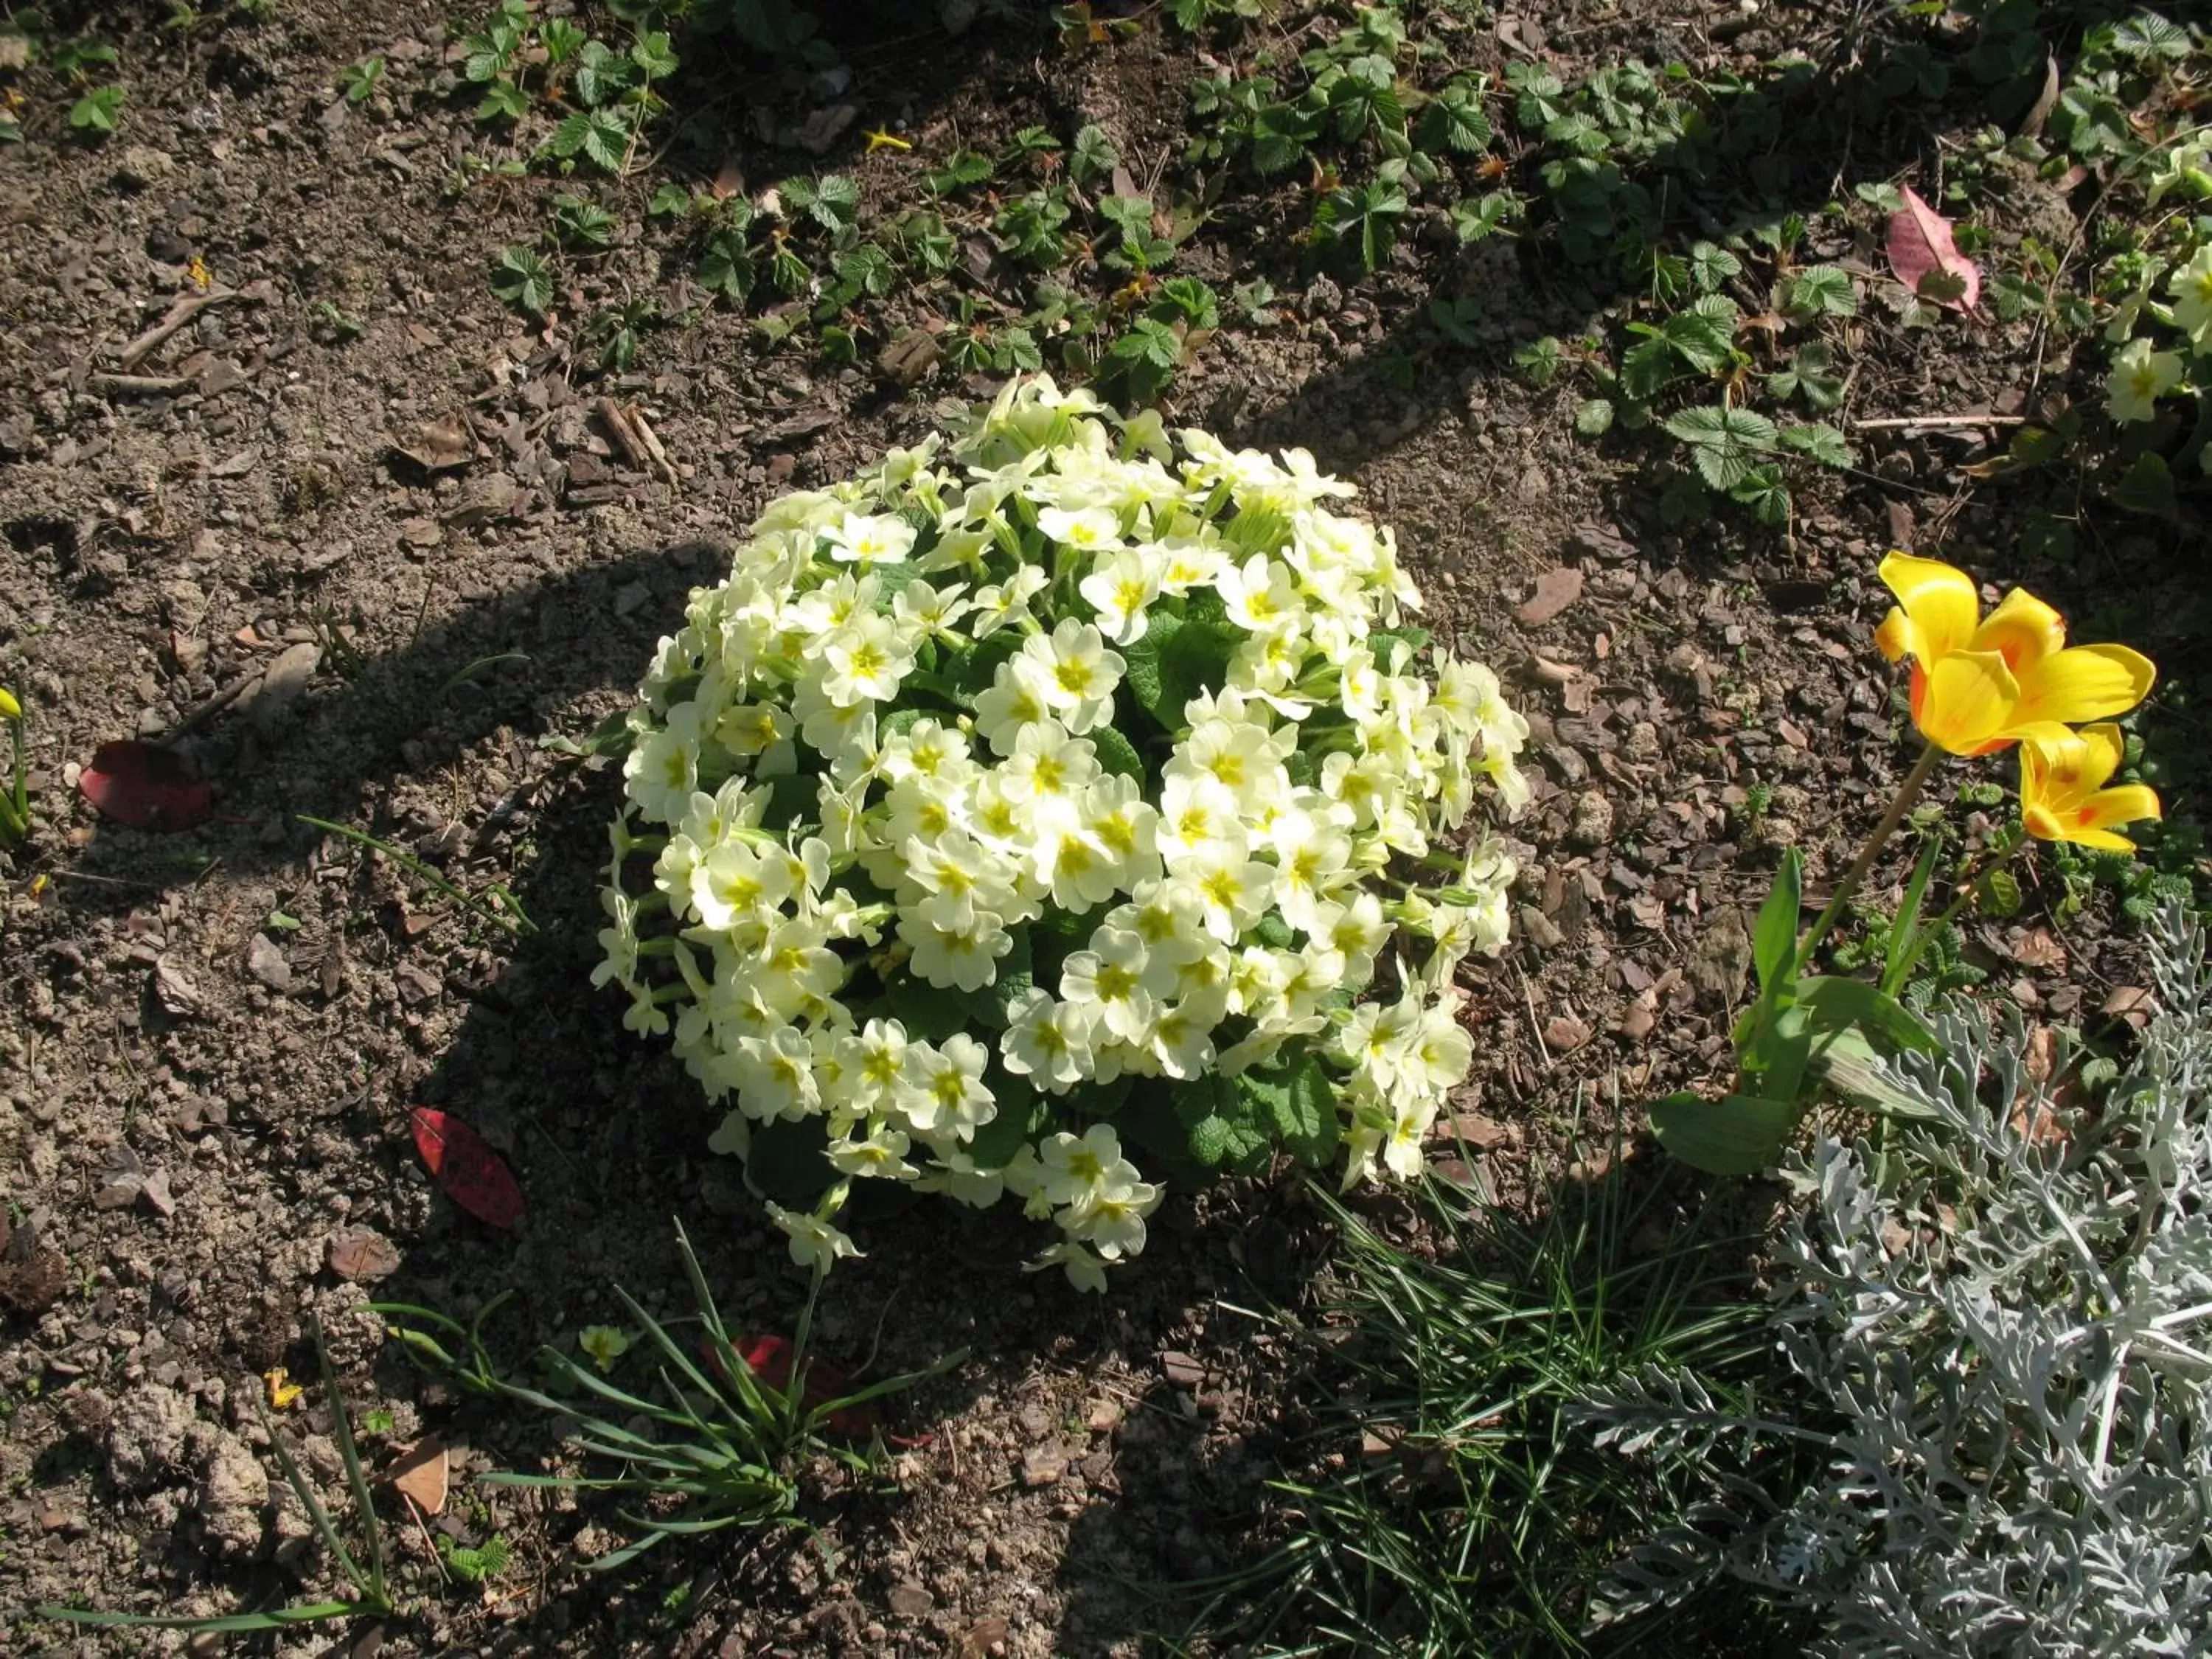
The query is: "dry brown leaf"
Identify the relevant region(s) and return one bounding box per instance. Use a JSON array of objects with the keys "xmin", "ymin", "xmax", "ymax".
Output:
[
  {"xmin": 387, "ymin": 1437, "xmax": 449, "ymax": 1515},
  {"xmin": 1447, "ymin": 1112, "xmax": 1512, "ymax": 1149},
  {"xmin": 2103, "ymin": 986, "xmax": 2154, "ymax": 1024},
  {"xmin": 2011, "ymin": 928, "xmax": 2067, "ymax": 971},
  {"xmin": 327, "ymin": 1226, "xmax": 401, "ymax": 1282}
]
